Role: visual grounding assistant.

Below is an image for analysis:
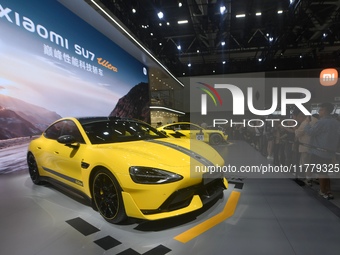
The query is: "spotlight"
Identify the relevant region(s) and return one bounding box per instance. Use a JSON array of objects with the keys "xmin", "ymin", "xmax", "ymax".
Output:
[
  {"xmin": 220, "ymin": 6, "xmax": 226, "ymax": 14},
  {"xmin": 157, "ymin": 11, "xmax": 164, "ymax": 19}
]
